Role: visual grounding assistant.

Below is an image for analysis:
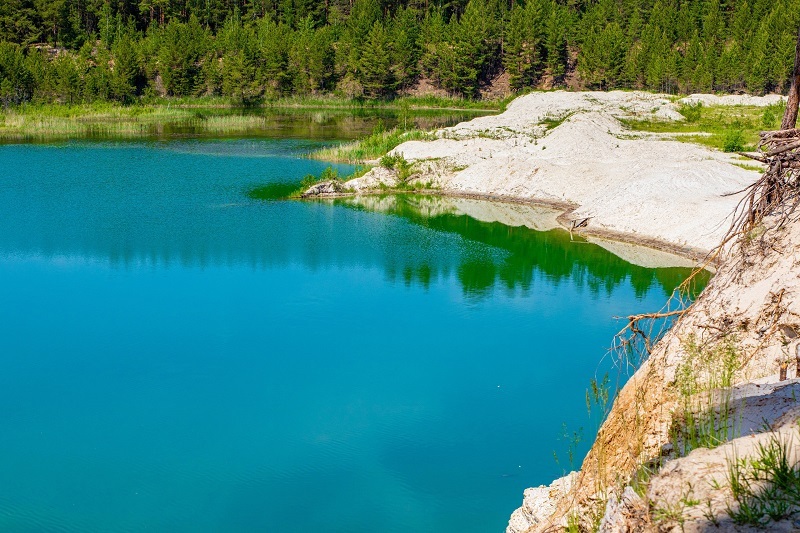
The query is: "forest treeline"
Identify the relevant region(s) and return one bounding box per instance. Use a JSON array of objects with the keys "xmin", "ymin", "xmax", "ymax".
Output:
[{"xmin": 0, "ymin": 0, "xmax": 798, "ymax": 105}]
